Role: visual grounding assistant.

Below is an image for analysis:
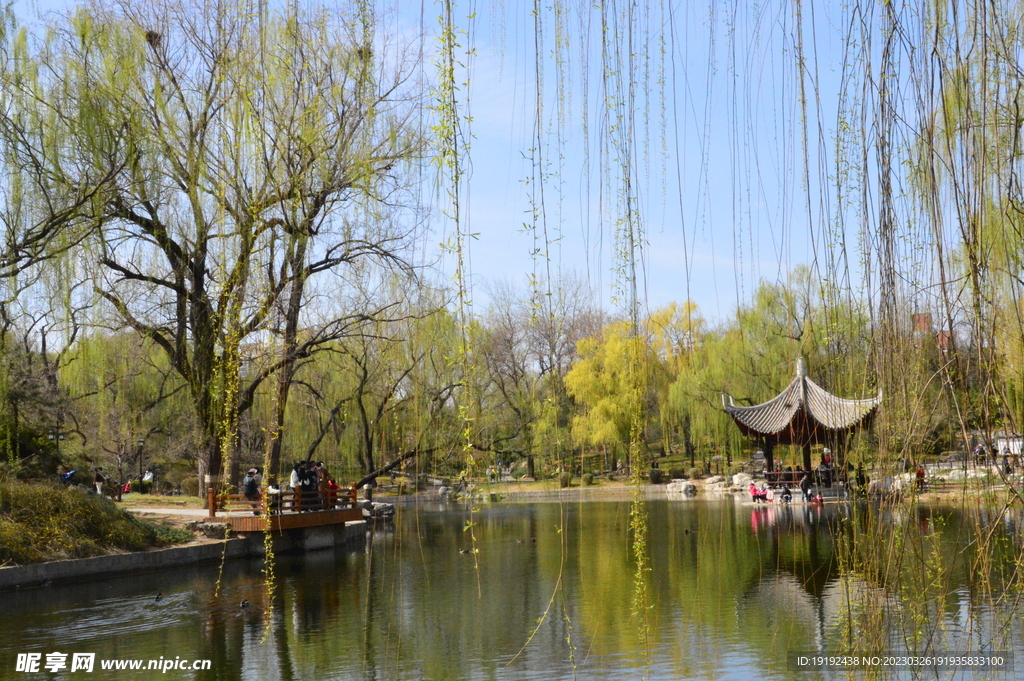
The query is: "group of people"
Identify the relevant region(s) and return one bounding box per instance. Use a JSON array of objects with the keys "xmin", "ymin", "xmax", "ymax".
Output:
[
  {"xmin": 750, "ymin": 473, "xmax": 823, "ymax": 505},
  {"xmin": 288, "ymin": 461, "xmax": 343, "ymax": 513},
  {"xmin": 239, "ymin": 462, "xmax": 345, "ymax": 515},
  {"xmin": 970, "ymin": 444, "xmax": 1017, "ymax": 475}
]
